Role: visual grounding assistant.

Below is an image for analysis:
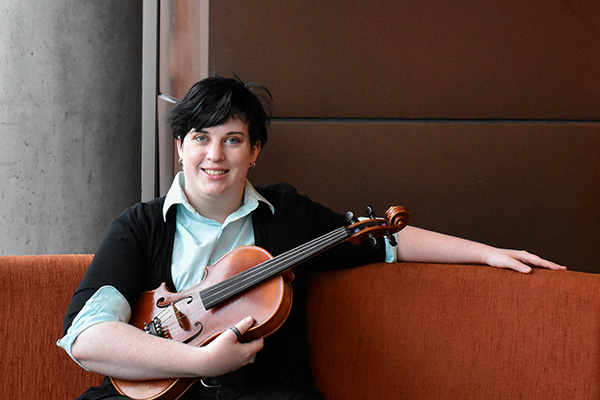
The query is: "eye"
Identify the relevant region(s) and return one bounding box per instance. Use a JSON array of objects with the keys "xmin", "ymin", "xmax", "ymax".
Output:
[
  {"xmin": 224, "ymin": 136, "xmax": 242, "ymax": 145},
  {"xmin": 193, "ymin": 134, "xmax": 208, "ymax": 143}
]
